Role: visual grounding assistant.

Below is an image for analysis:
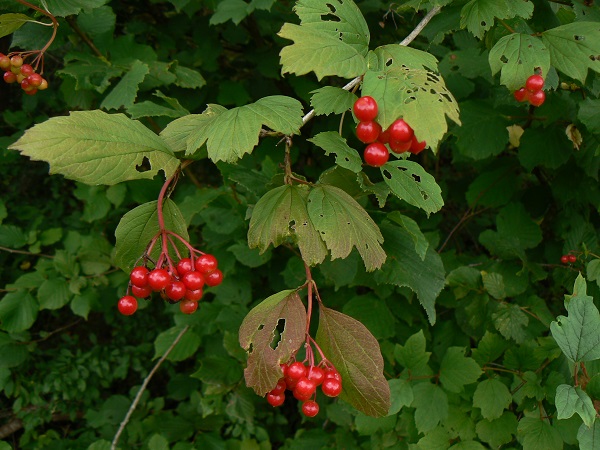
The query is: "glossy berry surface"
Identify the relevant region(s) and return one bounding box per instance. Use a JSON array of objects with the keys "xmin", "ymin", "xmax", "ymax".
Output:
[
  {"xmin": 287, "ymin": 362, "xmax": 308, "ymax": 380},
  {"xmin": 195, "ymin": 254, "xmax": 218, "ymax": 273},
  {"xmin": 356, "ymin": 121, "xmax": 381, "ymax": 144},
  {"xmin": 409, "ymin": 136, "xmax": 427, "ymax": 155},
  {"xmin": 293, "ymin": 377, "xmax": 317, "ymax": 401},
  {"xmin": 20, "ymin": 64, "xmax": 33, "ymax": 76},
  {"xmin": 118, "ymin": 296, "xmax": 138, "ymax": 316},
  {"xmin": 307, "ymin": 366, "xmax": 325, "ymax": 386},
  {"xmin": 176, "ymin": 258, "xmax": 194, "ymax": 276},
  {"xmin": 526, "ymin": 74, "xmax": 544, "ymax": 92},
  {"xmin": 3, "ymin": 71, "xmax": 16, "ymax": 83},
  {"xmin": 514, "ymin": 88, "xmax": 528, "ymax": 102},
  {"xmin": 166, "ymin": 281, "xmax": 187, "ymax": 301},
  {"xmin": 179, "ymin": 299, "xmax": 198, "ymax": 314},
  {"xmin": 147, "ymin": 268, "xmax": 171, "ymax": 291},
  {"xmin": 364, "ymin": 142, "xmax": 389, "ymax": 167},
  {"xmin": 389, "ymin": 119, "xmax": 414, "ymax": 142},
  {"xmin": 205, "ymin": 269, "xmax": 223, "ymax": 287},
  {"xmin": 568, "ymin": 254, "xmax": 577, "ymax": 263},
  {"xmin": 10, "ymin": 55, "xmax": 23, "ymax": 68},
  {"xmin": 130, "ymin": 266, "xmax": 149, "ymax": 287},
  {"xmin": 322, "ymin": 378, "xmax": 342, "ymax": 397},
  {"xmin": 324, "ymin": 369, "xmax": 342, "ymax": 382},
  {"xmin": 389, "ymin": 139, "xmax": 412, "ymax": 154},
  {"xmin": 529, "ymin": 90, "xmax": 545, "ymax": 107},
  {"xmin": 267, "ymin": 392, "xmax": 285, "ymax": 407},
  {"xmin": 302, "ymin": 400, "xmax": 319, "ymax": 417},
  {"xmin": 560, "ymin": 255, "xmax": 569, "ymax": 264},
  {"xmin": 0, "ymin": 54, "xmax": 9, "ymax": 70},
  {"xmin": 270, "ymin": 379, "xmax": 287, "ymax": 395},
  {"xmin": 182, "ymin": 271, "xmax": 205, "ymax": 290},
  {"xmin": 184, "ymin": 288, "xmax": 203, "ymax": 302},
  {"xmin": 27, "ymin": 73, "xmax": 43, "ymax": 87},
  {"xmin": 353, "ymin": 96, "xmax": 378, "ymax": 122},
  {"xmin": 131, "ymin": 284, "xmax": 152, "ymax": 298}
]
